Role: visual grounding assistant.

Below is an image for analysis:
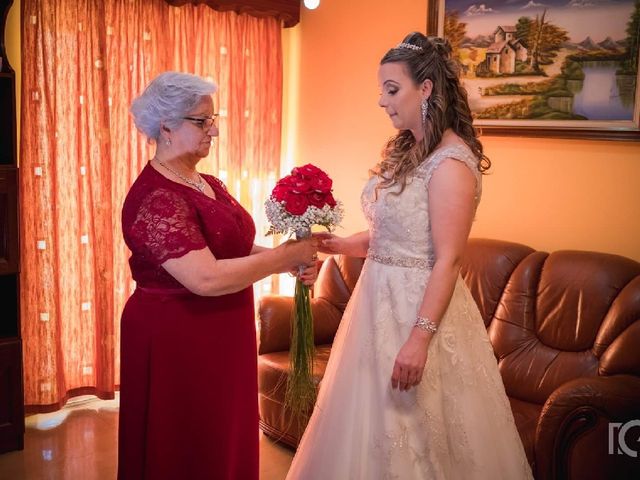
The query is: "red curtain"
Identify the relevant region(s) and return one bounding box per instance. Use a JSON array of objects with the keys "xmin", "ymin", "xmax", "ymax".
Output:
[{"xmin": 20, "ymin": 0, "xmax": 283, "ymax": 411}]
